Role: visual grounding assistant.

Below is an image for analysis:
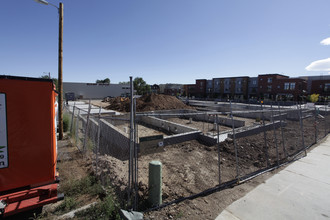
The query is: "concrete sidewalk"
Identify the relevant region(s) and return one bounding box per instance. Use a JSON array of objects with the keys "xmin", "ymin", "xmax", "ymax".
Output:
[{"xmin": 216, "ymin": 135, "xmax": 330, "ymax": 220}]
